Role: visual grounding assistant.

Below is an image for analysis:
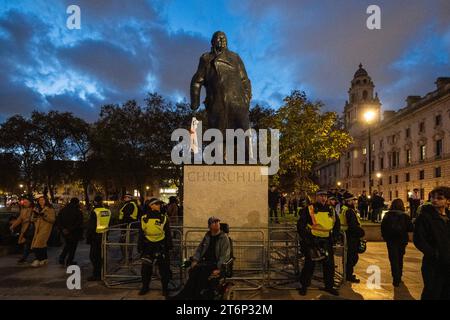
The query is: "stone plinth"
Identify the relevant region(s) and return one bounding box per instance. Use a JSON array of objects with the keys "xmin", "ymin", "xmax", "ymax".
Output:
[{"xmin": 183, "ymin": 165, "xmax": 268, "ymax": 243}]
